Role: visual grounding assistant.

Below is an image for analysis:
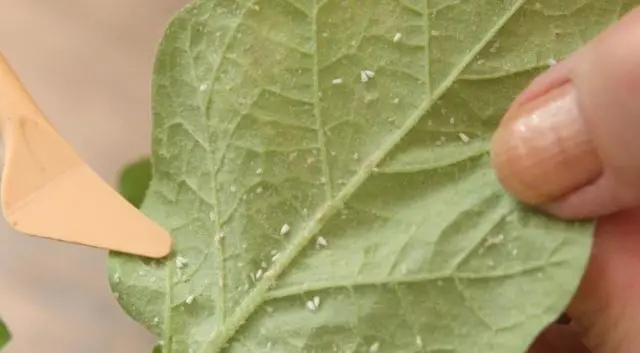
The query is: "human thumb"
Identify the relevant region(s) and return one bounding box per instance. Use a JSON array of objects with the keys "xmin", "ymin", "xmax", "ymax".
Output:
[
  {"xmin": 490, "ymin": 7, "xmax": 640, "ymax": 220},
  {"xmin": 491, "ymin": 7, "xmax": 640, "ymax": 353}
]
